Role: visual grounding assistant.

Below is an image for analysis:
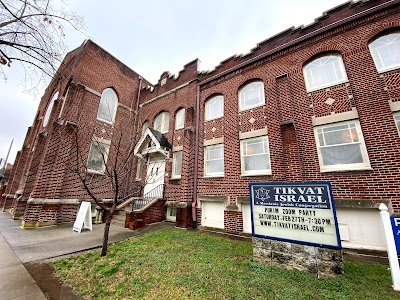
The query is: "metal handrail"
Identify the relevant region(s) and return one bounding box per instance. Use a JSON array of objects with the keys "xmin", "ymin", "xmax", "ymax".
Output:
[
  {"xmin": 131, "ymin": 183, "xmax": 165, "ymax": 210},
  {"xmin": 117, "ymin": 184, "xmax": 144, "ymax": 205}
]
